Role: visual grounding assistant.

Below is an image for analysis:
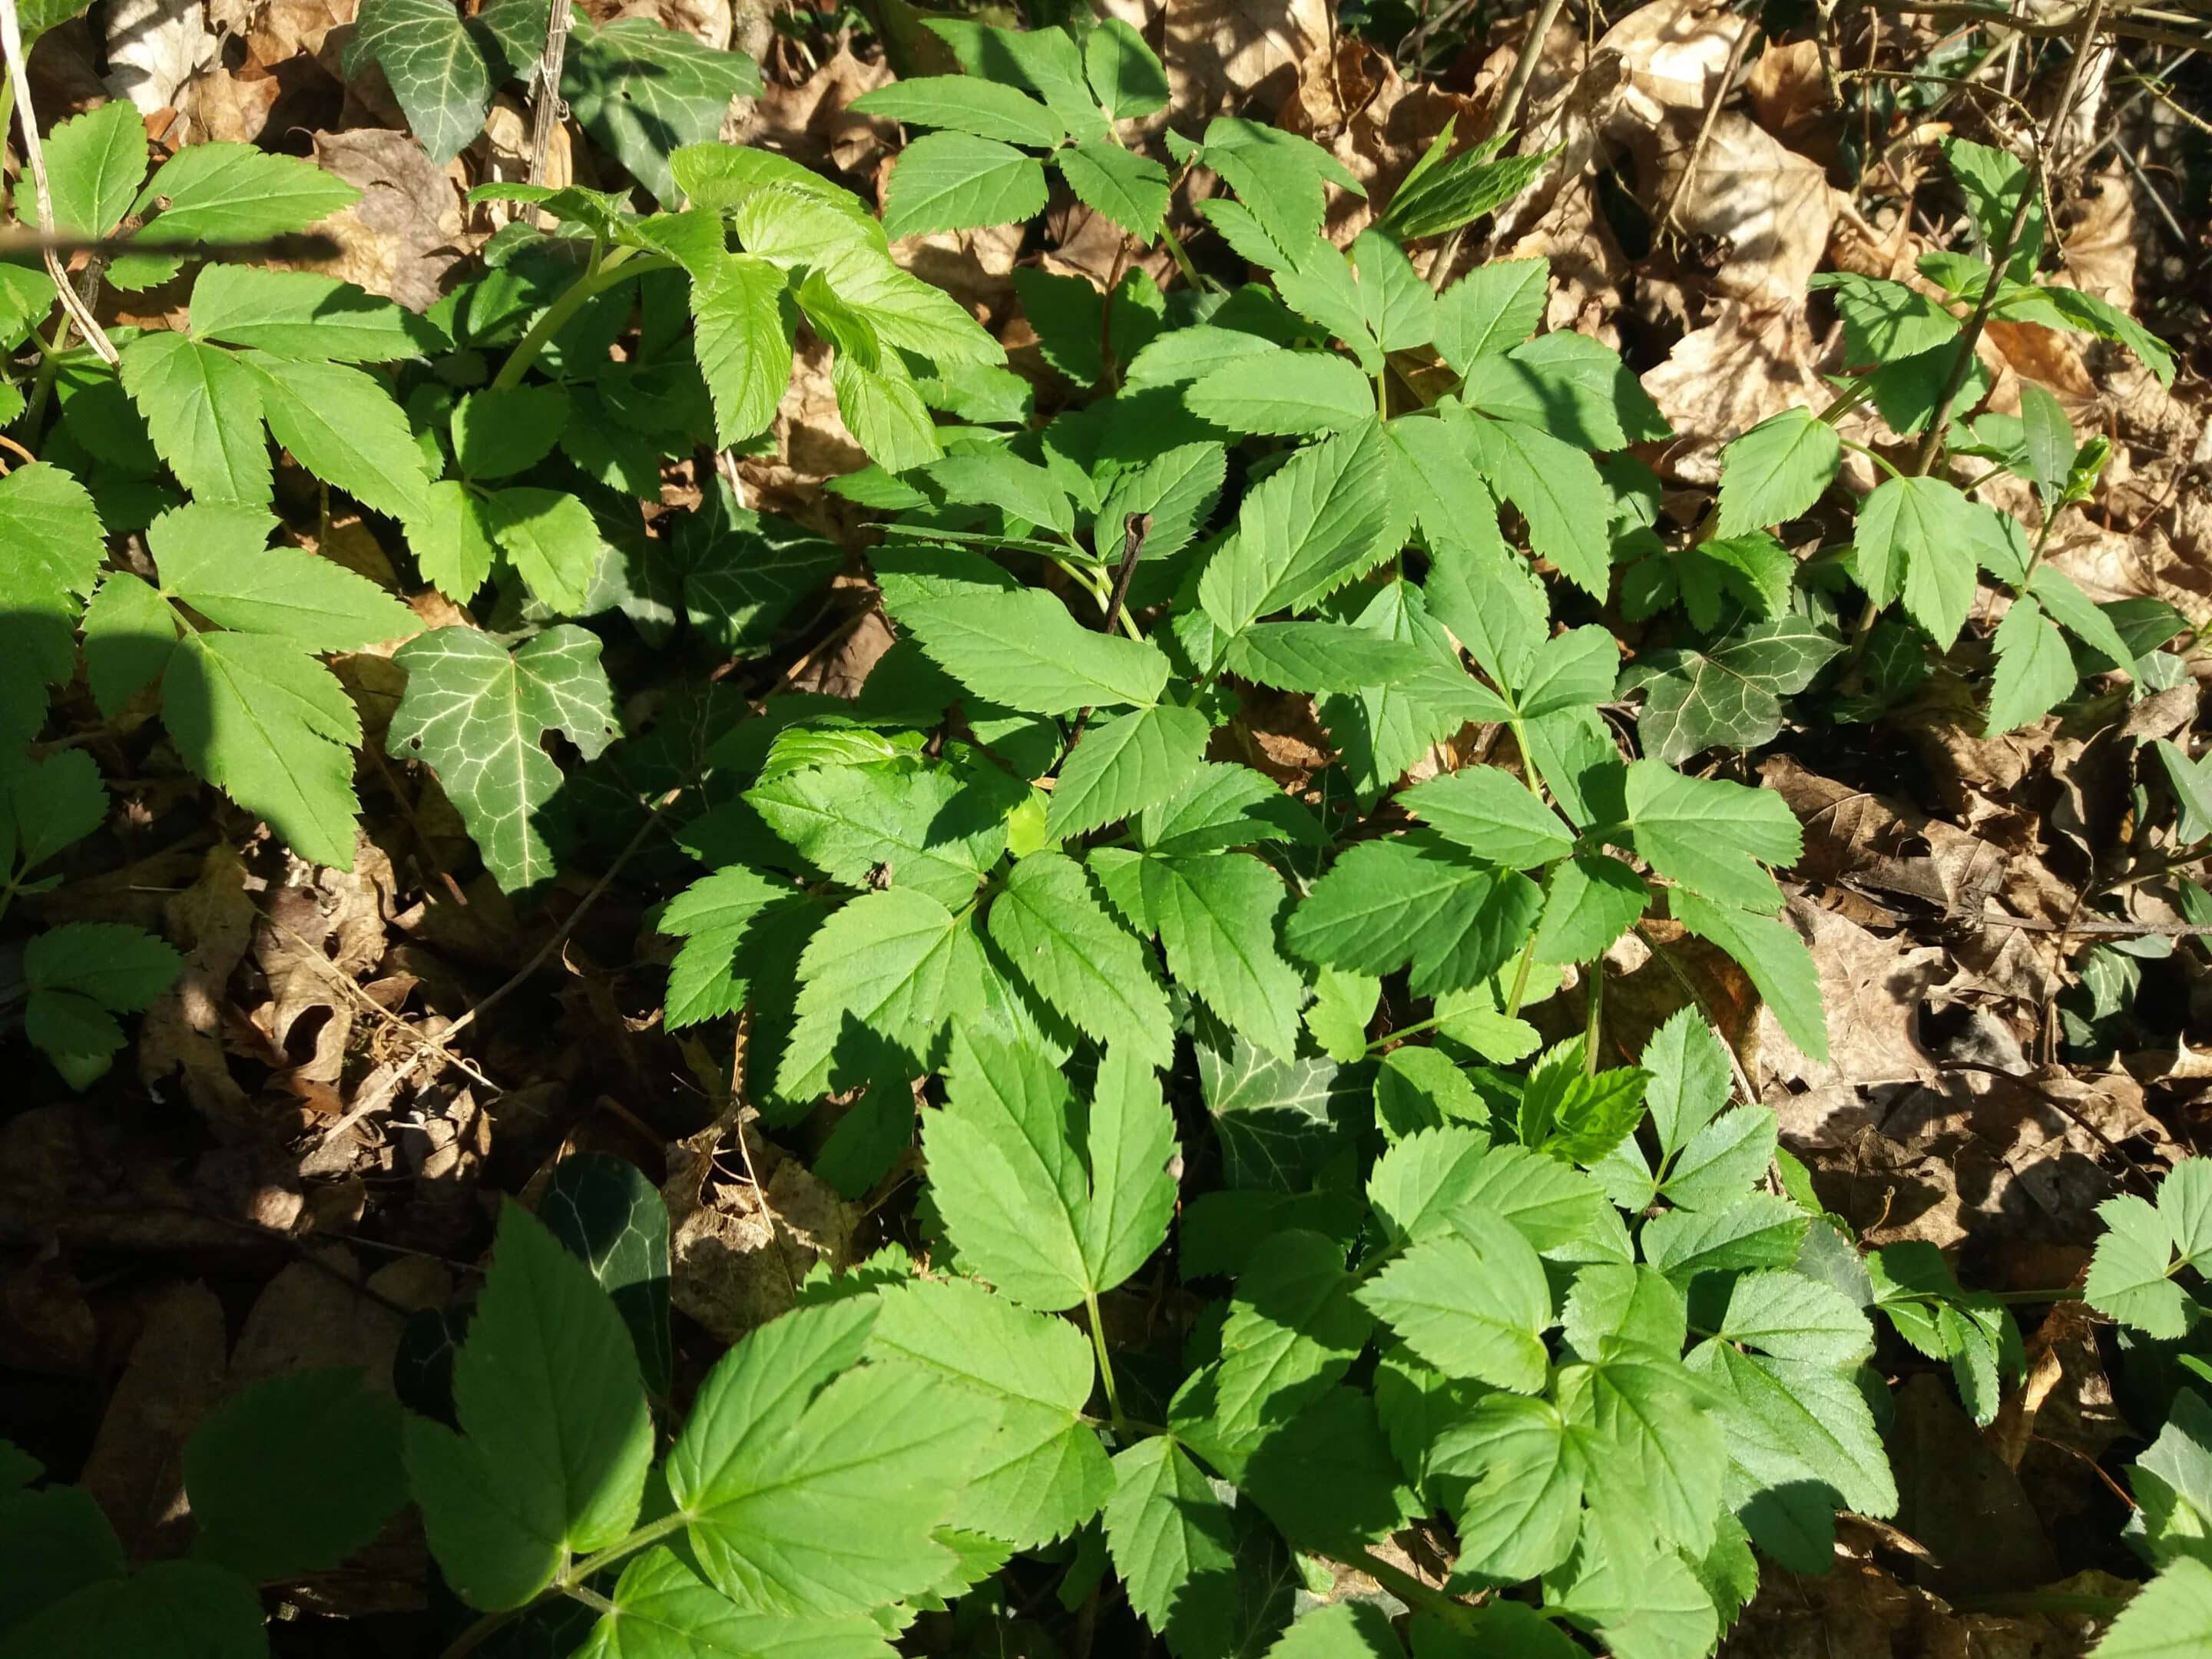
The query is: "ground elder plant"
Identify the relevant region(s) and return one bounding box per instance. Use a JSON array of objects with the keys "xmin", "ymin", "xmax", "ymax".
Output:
[{"xmin": 2, "ymin": 5, "xmax": 2200, "ymax": 1656}]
